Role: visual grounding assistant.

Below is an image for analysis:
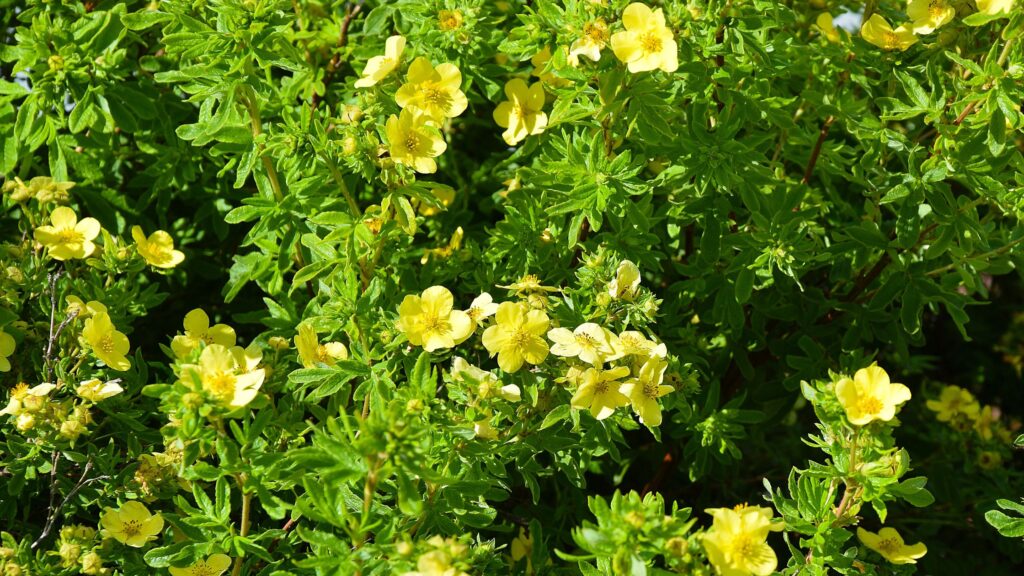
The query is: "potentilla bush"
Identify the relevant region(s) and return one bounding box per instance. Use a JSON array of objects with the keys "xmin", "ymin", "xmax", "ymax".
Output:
[{"xmin": 1, "ymin": 0, "xmax": 1024, "ymax": 574}]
